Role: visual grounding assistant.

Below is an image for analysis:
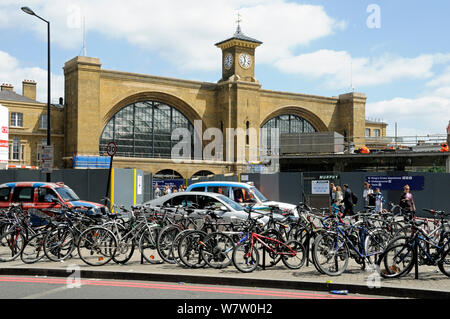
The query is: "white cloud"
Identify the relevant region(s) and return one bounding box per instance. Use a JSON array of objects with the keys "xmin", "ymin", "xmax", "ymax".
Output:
[
  {"xmin": 0, "ymin": 0, "xmax": 345, "ymax": 71},
  {"xmin": 367, "ymin": 95, "xmax": 450, "ymax": 136},
  {"xmin": 275, "ymin": 50, "xmax": 450, "ymax": 89},
  {"xmin": 0, "ymin": 50, "xmax": 64, "ymax": 103}
]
